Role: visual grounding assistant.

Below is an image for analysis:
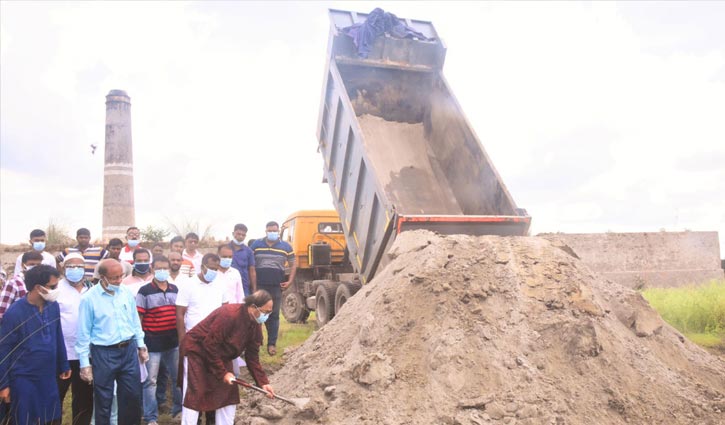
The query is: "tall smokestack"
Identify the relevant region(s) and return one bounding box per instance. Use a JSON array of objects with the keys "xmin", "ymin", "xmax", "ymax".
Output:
[{"xmin": 102, "ymin": 89, "xmax": 135, "ymax": 241}]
